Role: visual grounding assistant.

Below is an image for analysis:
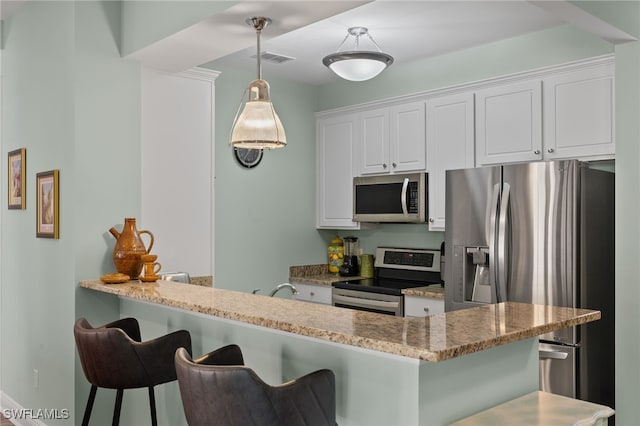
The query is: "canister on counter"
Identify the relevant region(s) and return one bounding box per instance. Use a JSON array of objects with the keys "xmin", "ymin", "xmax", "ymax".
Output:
[
  {"xmin": 328, "ymin": 236, "xmax": 344, "ymax": 273},
  {"xmin": 360, "ymin": 254, "xmax": 374, "ymax": 278}
]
